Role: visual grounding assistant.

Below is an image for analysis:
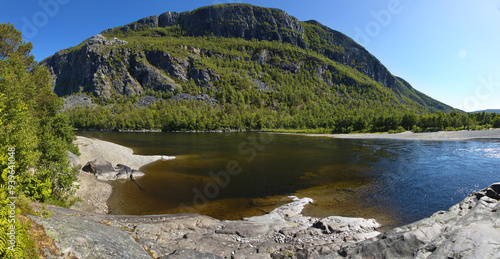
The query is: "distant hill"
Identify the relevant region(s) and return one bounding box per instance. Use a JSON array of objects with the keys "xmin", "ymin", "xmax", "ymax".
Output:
[
  {"xmin": 40, "ymin": 4, "xmax": 458, "ymax": 131},
  {"xmin": 472, "ymin": 109, "xmax": 500, "ymax": 113}
]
